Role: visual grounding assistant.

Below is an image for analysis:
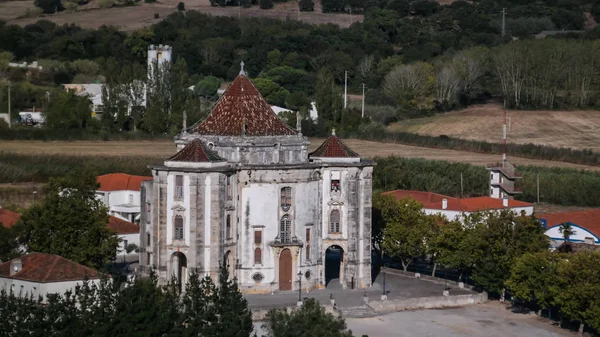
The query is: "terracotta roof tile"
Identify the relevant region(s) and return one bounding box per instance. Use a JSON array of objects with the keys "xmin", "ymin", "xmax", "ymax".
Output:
[
  {"xmin": 538, "ymin": 209, "xmax": 600, "ymax": 239},
  {"xmin": 309, "ymin": 133, "xmax": 359, "ymax": 158},
  {"xmin": 0, "ymin": 253, "xmax": 100, "ymax": 283},
  {"xmin": 0, "ymin": 209, "xmax": 20, "ymax": 228},
  {"xmin": 383, "ymin": 190, "xmax": 533, "ymax": 212},
  {"xmin": 168, "ymin": 139, "xmax": 226, "ymax": 162},
  {"xmin": 191, "ymin": 74, "xmax": 297, "ymax": 136},
  {"xmin": 108, "ymin": 216, "xmax": 139, "ymax": 235},
  {"xmin": 97, "ymin": 173, "xmax": 152, "ymax": 192}
]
